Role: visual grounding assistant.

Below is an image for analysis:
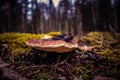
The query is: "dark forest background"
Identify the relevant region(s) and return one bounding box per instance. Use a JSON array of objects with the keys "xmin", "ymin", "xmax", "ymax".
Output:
[{"xmin": 0, "ymin": 0, "xmax": 120, "ymax": 35}]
